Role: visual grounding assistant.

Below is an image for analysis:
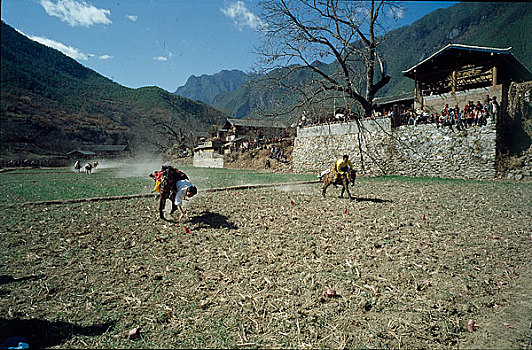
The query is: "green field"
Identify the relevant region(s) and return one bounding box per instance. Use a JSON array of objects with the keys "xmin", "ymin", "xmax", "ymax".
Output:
[{"xmin": 0, "ymin": 164, "xmax": 316, "ymax": 204}]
